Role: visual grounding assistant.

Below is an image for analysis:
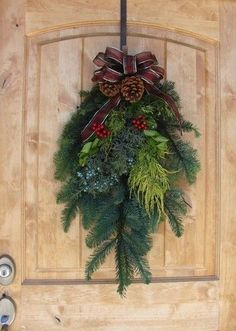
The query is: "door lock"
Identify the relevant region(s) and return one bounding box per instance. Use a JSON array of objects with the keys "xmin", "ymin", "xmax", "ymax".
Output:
[
  {"xmin": 0, "ymin": 295, "xmax": 16, "ymax": 330},
  {"xmin": 0, "ymin": 265, "xmax": 12, "ymax": 279},
  {"xmin": 0, "ymin": 256, "xmax": 15, "ymax": 286}
]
